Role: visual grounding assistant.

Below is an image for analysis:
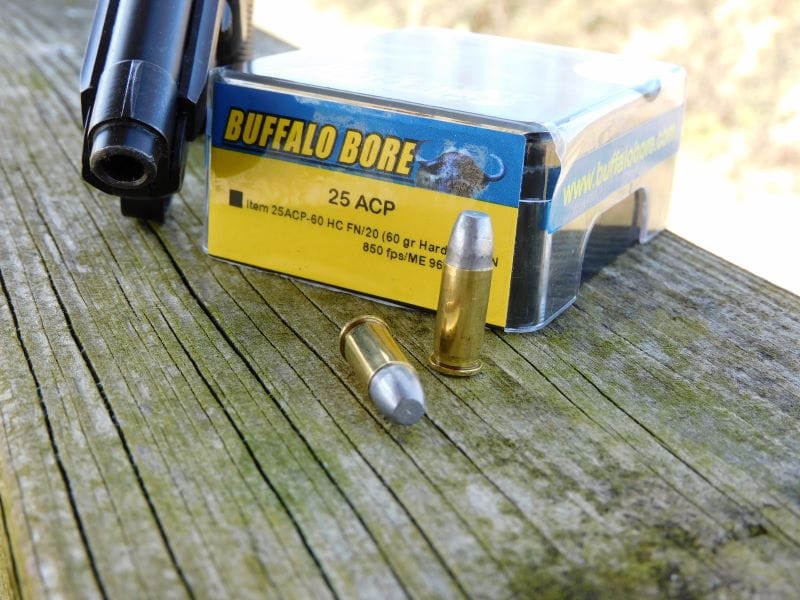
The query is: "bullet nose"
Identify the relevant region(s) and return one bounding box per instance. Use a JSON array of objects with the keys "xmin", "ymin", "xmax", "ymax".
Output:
[
  {"xmin": 89, "ymin": 123, "xmax": 159, "ymax": 190},
  {"xmin": 369, "ymin": 363, "xmax": 426, "ymax": 425},
  {"xmin": 446, "ymin": 210, "xmax": 494, "ymax": 271}
]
